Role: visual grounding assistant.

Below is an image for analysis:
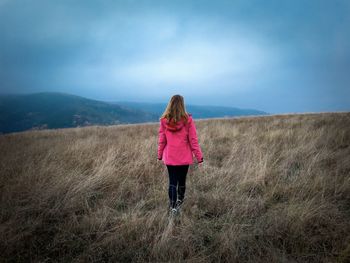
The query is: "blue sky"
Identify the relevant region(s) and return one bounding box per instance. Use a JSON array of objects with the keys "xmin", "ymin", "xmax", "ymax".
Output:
[{"xmin": 0, "ymin": 0, "xmax": 349, "ymax": 113}]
